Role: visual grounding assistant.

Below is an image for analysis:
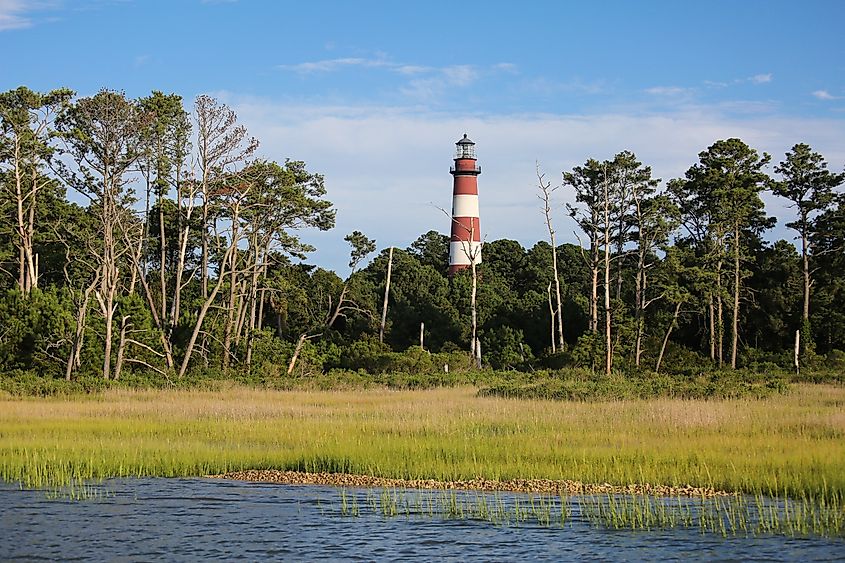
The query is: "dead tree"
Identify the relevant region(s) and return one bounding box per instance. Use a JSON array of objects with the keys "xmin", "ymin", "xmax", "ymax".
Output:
[{"xmin": 537, "ymin": 164, "xmax": 565, "ymax": 352}]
